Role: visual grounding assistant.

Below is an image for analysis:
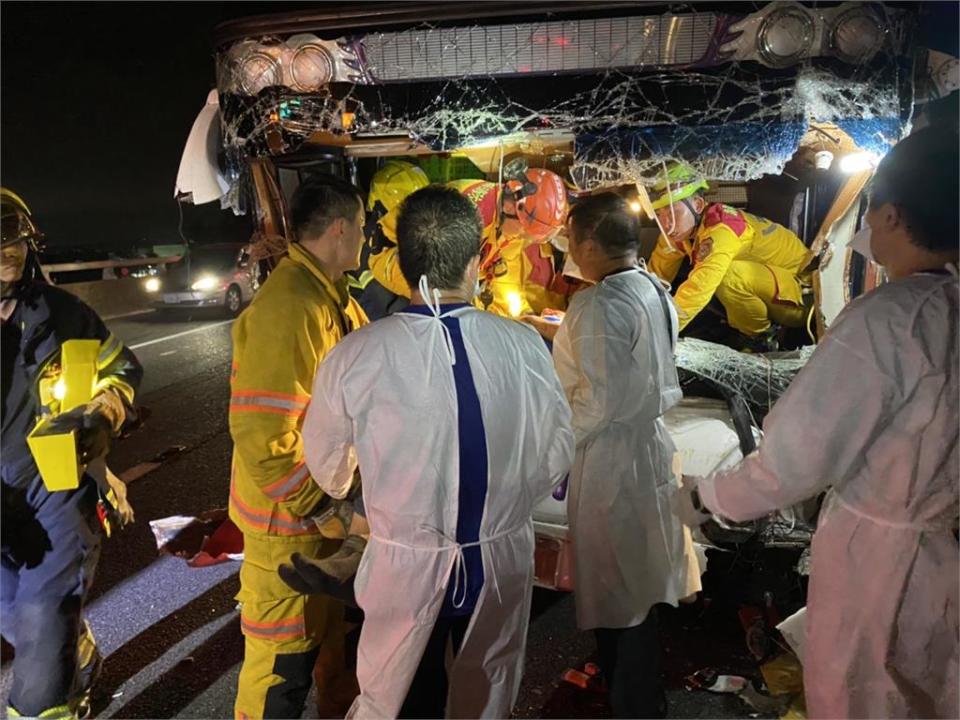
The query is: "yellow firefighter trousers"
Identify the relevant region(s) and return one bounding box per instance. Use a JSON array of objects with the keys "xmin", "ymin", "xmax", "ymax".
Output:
[
  {"xmin": 234, "ymin": 534, "xmax": 356, "ymax": 720},
  {"xmin": 714, "ymin": 260, "xmax": 808, "ymax": 336}
]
